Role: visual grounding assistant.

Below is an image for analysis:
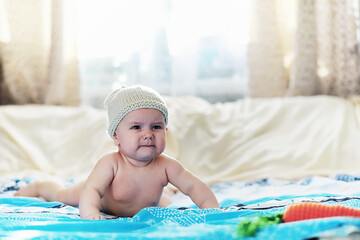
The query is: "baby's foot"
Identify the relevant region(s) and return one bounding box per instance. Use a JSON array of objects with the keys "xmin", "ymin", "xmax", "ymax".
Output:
[{"xmin": 14, "ymin": 182, "xmax": 39, "ymax": 197}]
